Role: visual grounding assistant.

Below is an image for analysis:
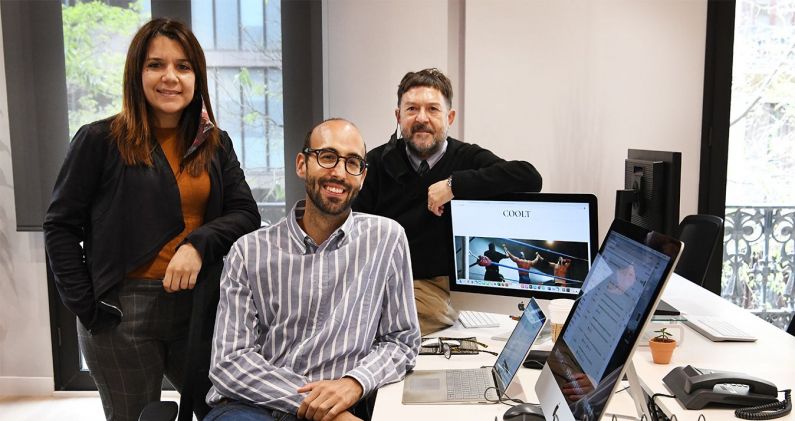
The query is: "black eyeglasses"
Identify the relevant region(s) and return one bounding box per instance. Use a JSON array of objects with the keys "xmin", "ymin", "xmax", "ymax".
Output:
[{"xmin": 303, "ymin": 148, "xmax": 367, "ymax": 176}]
